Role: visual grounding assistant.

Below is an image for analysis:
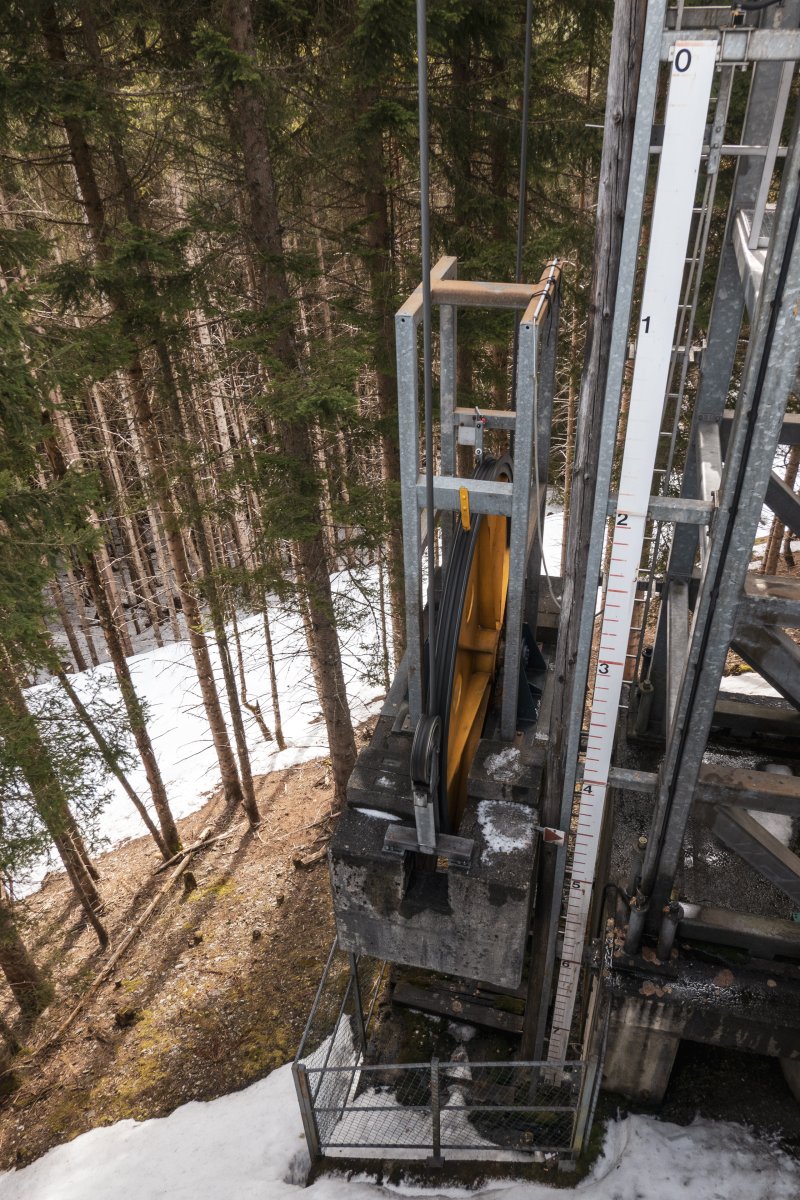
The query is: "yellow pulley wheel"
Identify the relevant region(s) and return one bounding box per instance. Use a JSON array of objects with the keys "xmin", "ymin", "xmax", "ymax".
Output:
[{"xmin": 432, "ymin": 457, "xmax": 511, "ymax": 833}]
